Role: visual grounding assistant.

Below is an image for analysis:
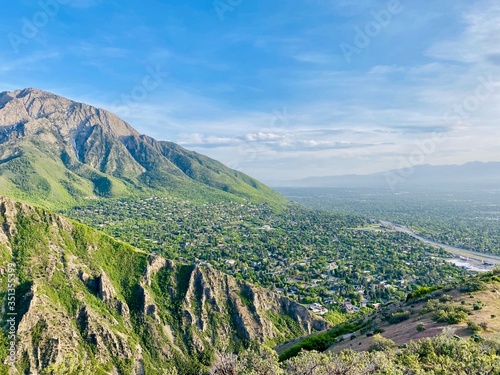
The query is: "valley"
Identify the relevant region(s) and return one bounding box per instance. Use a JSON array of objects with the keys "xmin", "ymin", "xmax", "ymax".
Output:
[
  {"xmin": 278, "ymin": 187, "xmax": 500, "ymax": 256},
  {"xmin": 66, "ymin": 196, "xmax": 468, "ymax": 315}
]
